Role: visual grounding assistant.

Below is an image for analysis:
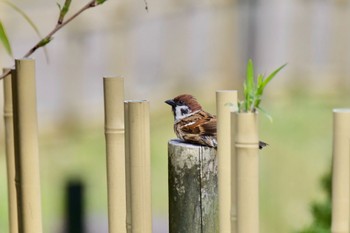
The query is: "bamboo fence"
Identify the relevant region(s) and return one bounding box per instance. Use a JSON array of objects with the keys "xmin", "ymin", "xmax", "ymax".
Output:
[
  {"xmin": 125, "ymin": 100, "xmax": 152, "ymax": 233},
  {"xmin": 103, "ymin": 77, "xmax": 127, "ymax": 233},
  {"xmin": 216, "ymin": 90, "xmax": 238, "ymax": 233},
  {"xmin": 4, "ymin": 61, "xmax": 350, "ymax": 233},
  {"xmin": 331, "ymin": 109, "xmax": 350, "ymax": 233},
  {"xmin": 125, "ymin": 102, "xmax": 132, "ymax": 233},
  {"xmin": 11, "ymin": 59, "xmax": 43, "ymax": 233},
  {"xmin": 232, "ymin": 112, "xmax": 259, "ymax": 233},
  {"xmin": 3, "ymin": 68, "xmax": 18, "ymax": 233}
]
